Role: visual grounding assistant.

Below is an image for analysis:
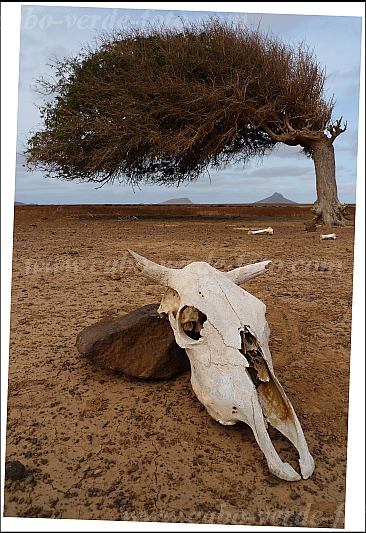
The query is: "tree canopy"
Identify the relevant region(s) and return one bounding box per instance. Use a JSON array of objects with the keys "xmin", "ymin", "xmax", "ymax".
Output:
[{"xmin": 26, "ymin": 19, "xmax": 337, "ymax": 187}]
